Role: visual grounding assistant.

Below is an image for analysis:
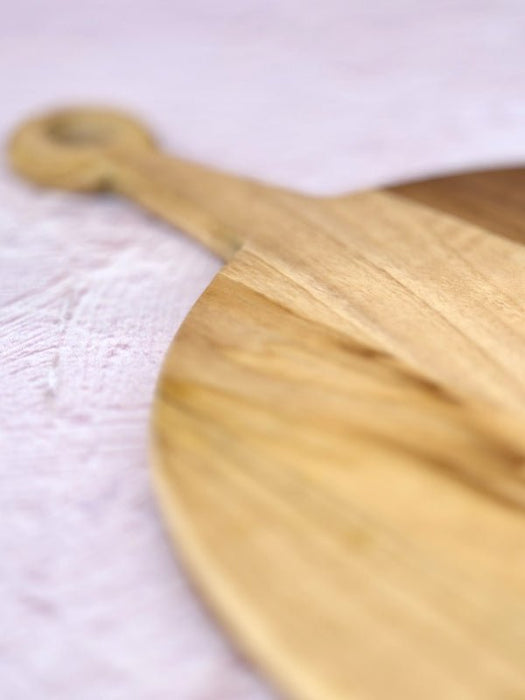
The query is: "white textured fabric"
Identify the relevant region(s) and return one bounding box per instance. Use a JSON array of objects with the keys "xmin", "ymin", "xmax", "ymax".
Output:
[{"xmin": 1, "ymin": 2, "xmax": 524, "ymax": 698}]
